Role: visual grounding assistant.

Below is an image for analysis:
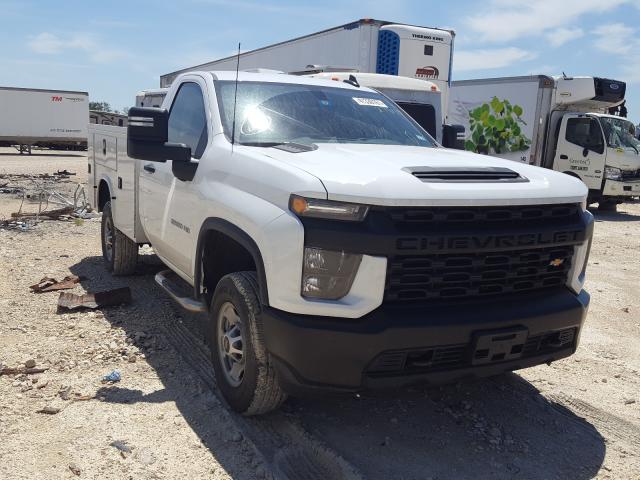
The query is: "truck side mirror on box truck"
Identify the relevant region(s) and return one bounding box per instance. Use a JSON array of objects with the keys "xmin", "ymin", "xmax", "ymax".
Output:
[
  {"xmin": 127, "ymin": 107, "xmax": 191, "ymax": 163},
  {"xmin": 442, "ymin": 124, "xmax": 466, "ymax": 150}
]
